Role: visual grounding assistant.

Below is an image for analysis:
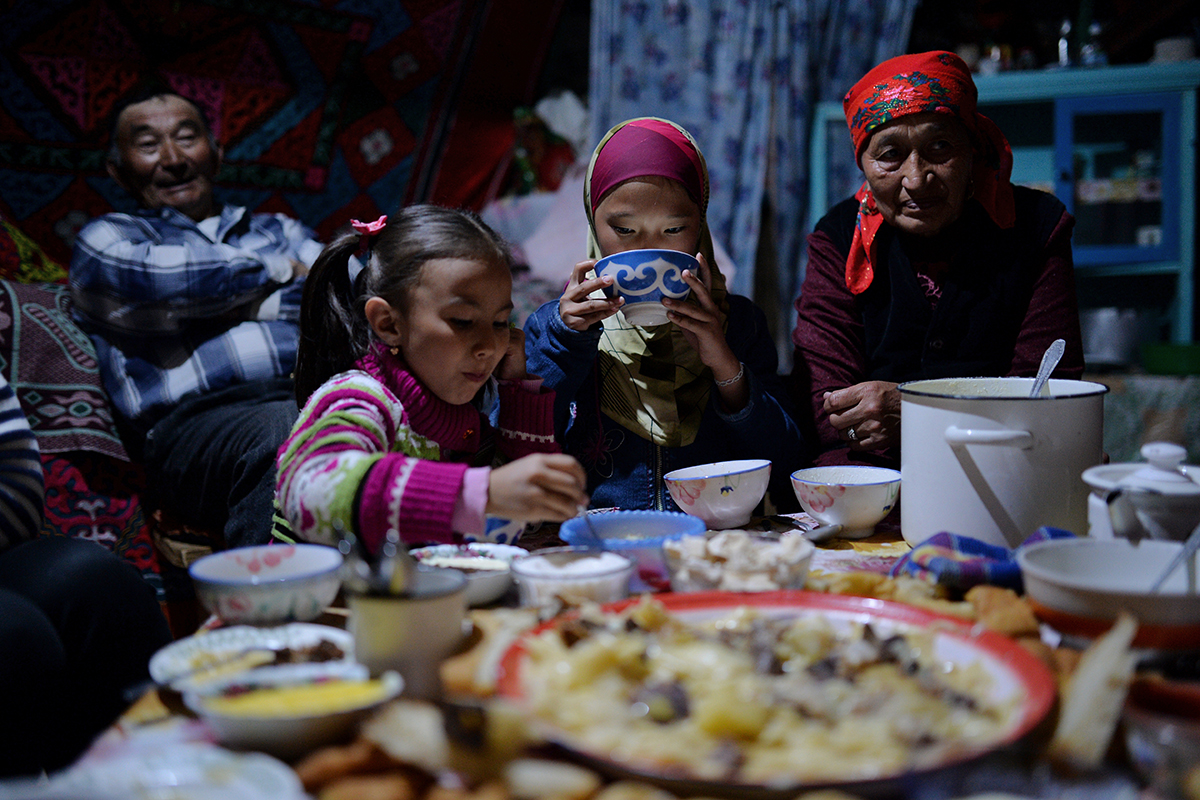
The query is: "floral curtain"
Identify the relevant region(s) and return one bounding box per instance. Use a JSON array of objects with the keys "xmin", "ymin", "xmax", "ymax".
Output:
[{"xmin": 589, "ymin": 0, "xmax": 919, "ymax": 363}]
